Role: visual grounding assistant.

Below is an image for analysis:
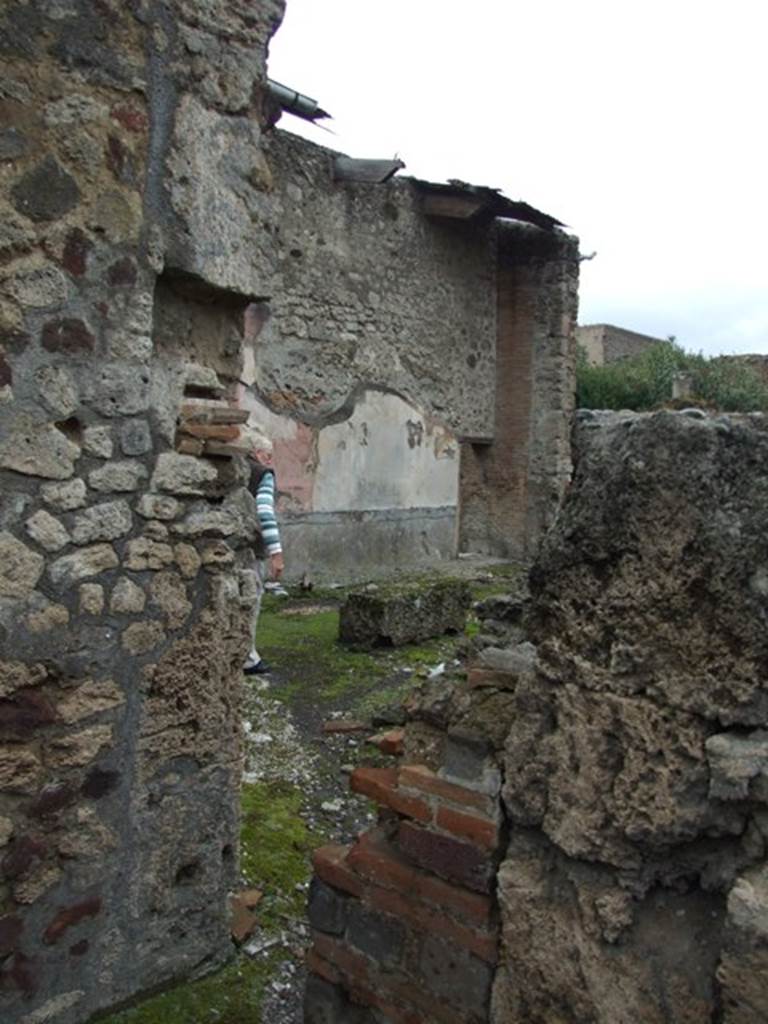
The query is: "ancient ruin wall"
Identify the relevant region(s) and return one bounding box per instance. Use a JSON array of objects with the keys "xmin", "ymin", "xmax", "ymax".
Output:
[
  {"xmin": 304, "ymin": 409, "xmax": 768, "ymax": 1023},
  {"xmin": 247, "ymin": 130, "xmax": 498, "ymax": 441},
  {"xmin": 0, "ymin": 2, "xmax": 284, "ymax": 1021},
  {"xmin": 496, "ymin": 409, "xmax": 768, "ymax": 1022},
  {"xmin": 459, "ymin": 226, "xmax": 579, "ymax": 559}
]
